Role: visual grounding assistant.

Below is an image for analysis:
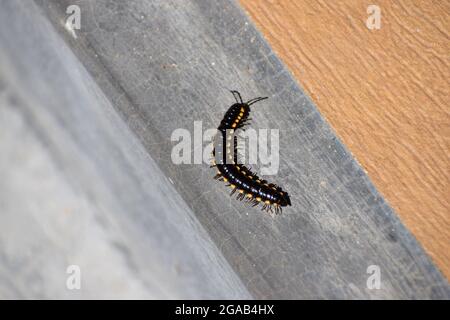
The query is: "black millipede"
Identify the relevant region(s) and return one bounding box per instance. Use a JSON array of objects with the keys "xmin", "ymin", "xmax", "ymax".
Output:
[{"xmin": 211, "ymin": 90, "xmax": 291, "ymax": 214}]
